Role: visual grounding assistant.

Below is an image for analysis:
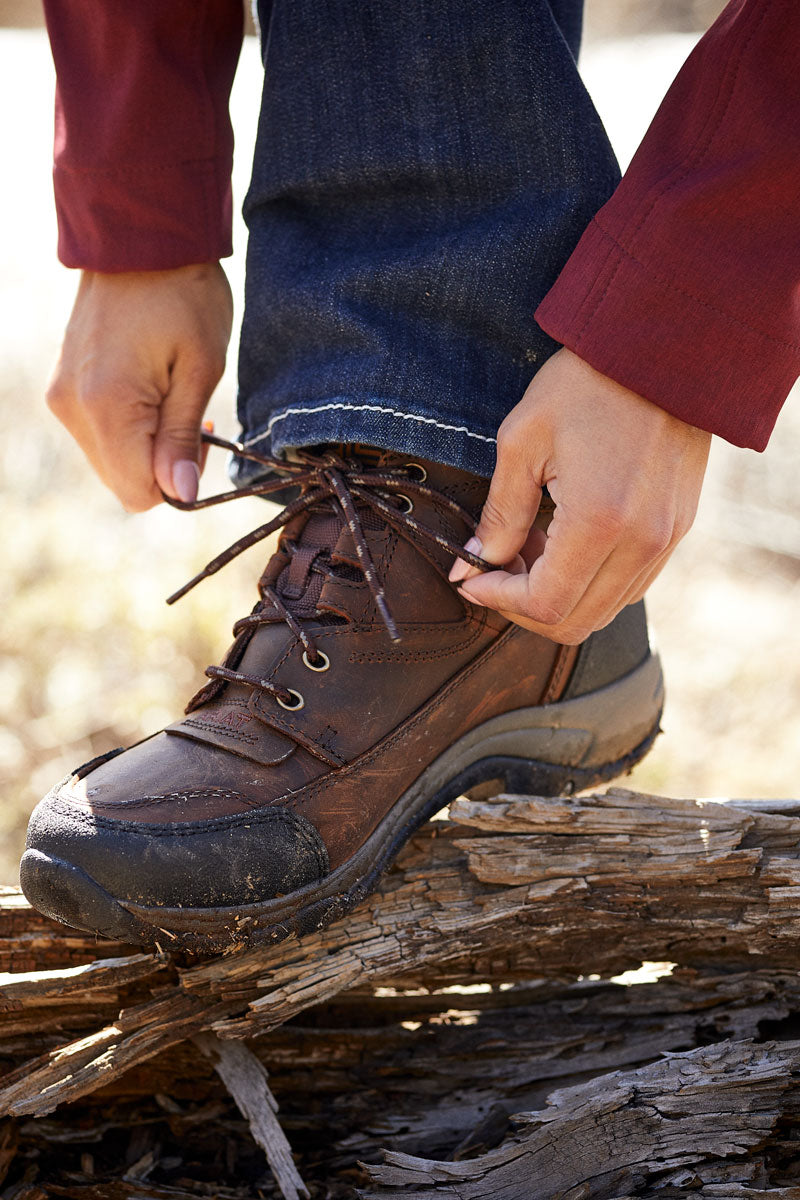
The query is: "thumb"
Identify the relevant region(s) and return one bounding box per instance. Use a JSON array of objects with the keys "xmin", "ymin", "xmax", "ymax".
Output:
[
  {"xmin": 152, "ymin": 362, "xmax": 214, "ymax": 503},
  {"xmin": 451, "ymin": 441, "xmax": 542, "ymax": 582}
]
